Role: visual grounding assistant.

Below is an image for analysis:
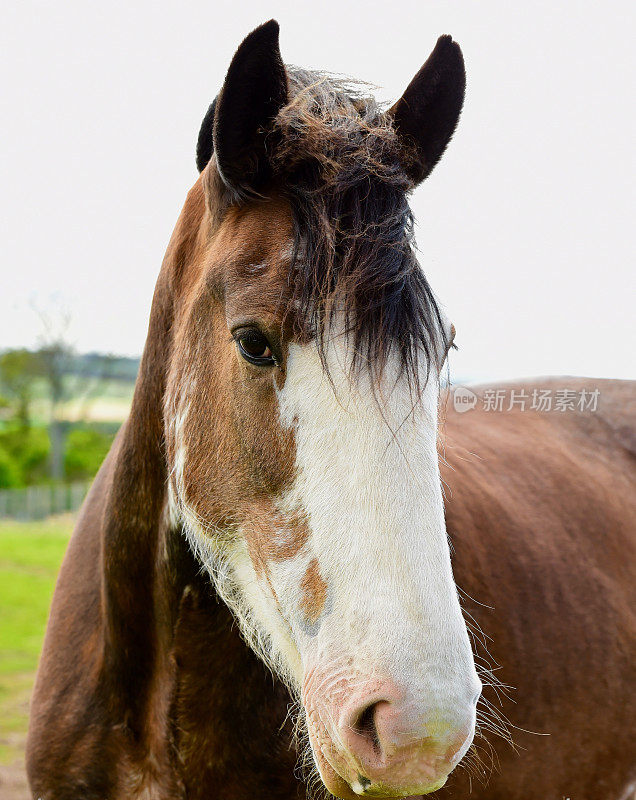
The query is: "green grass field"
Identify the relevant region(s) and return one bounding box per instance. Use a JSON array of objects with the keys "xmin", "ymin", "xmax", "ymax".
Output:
[{"xmin": 0, "ymin": 517, "xmax": 72, "ymax": 768}]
